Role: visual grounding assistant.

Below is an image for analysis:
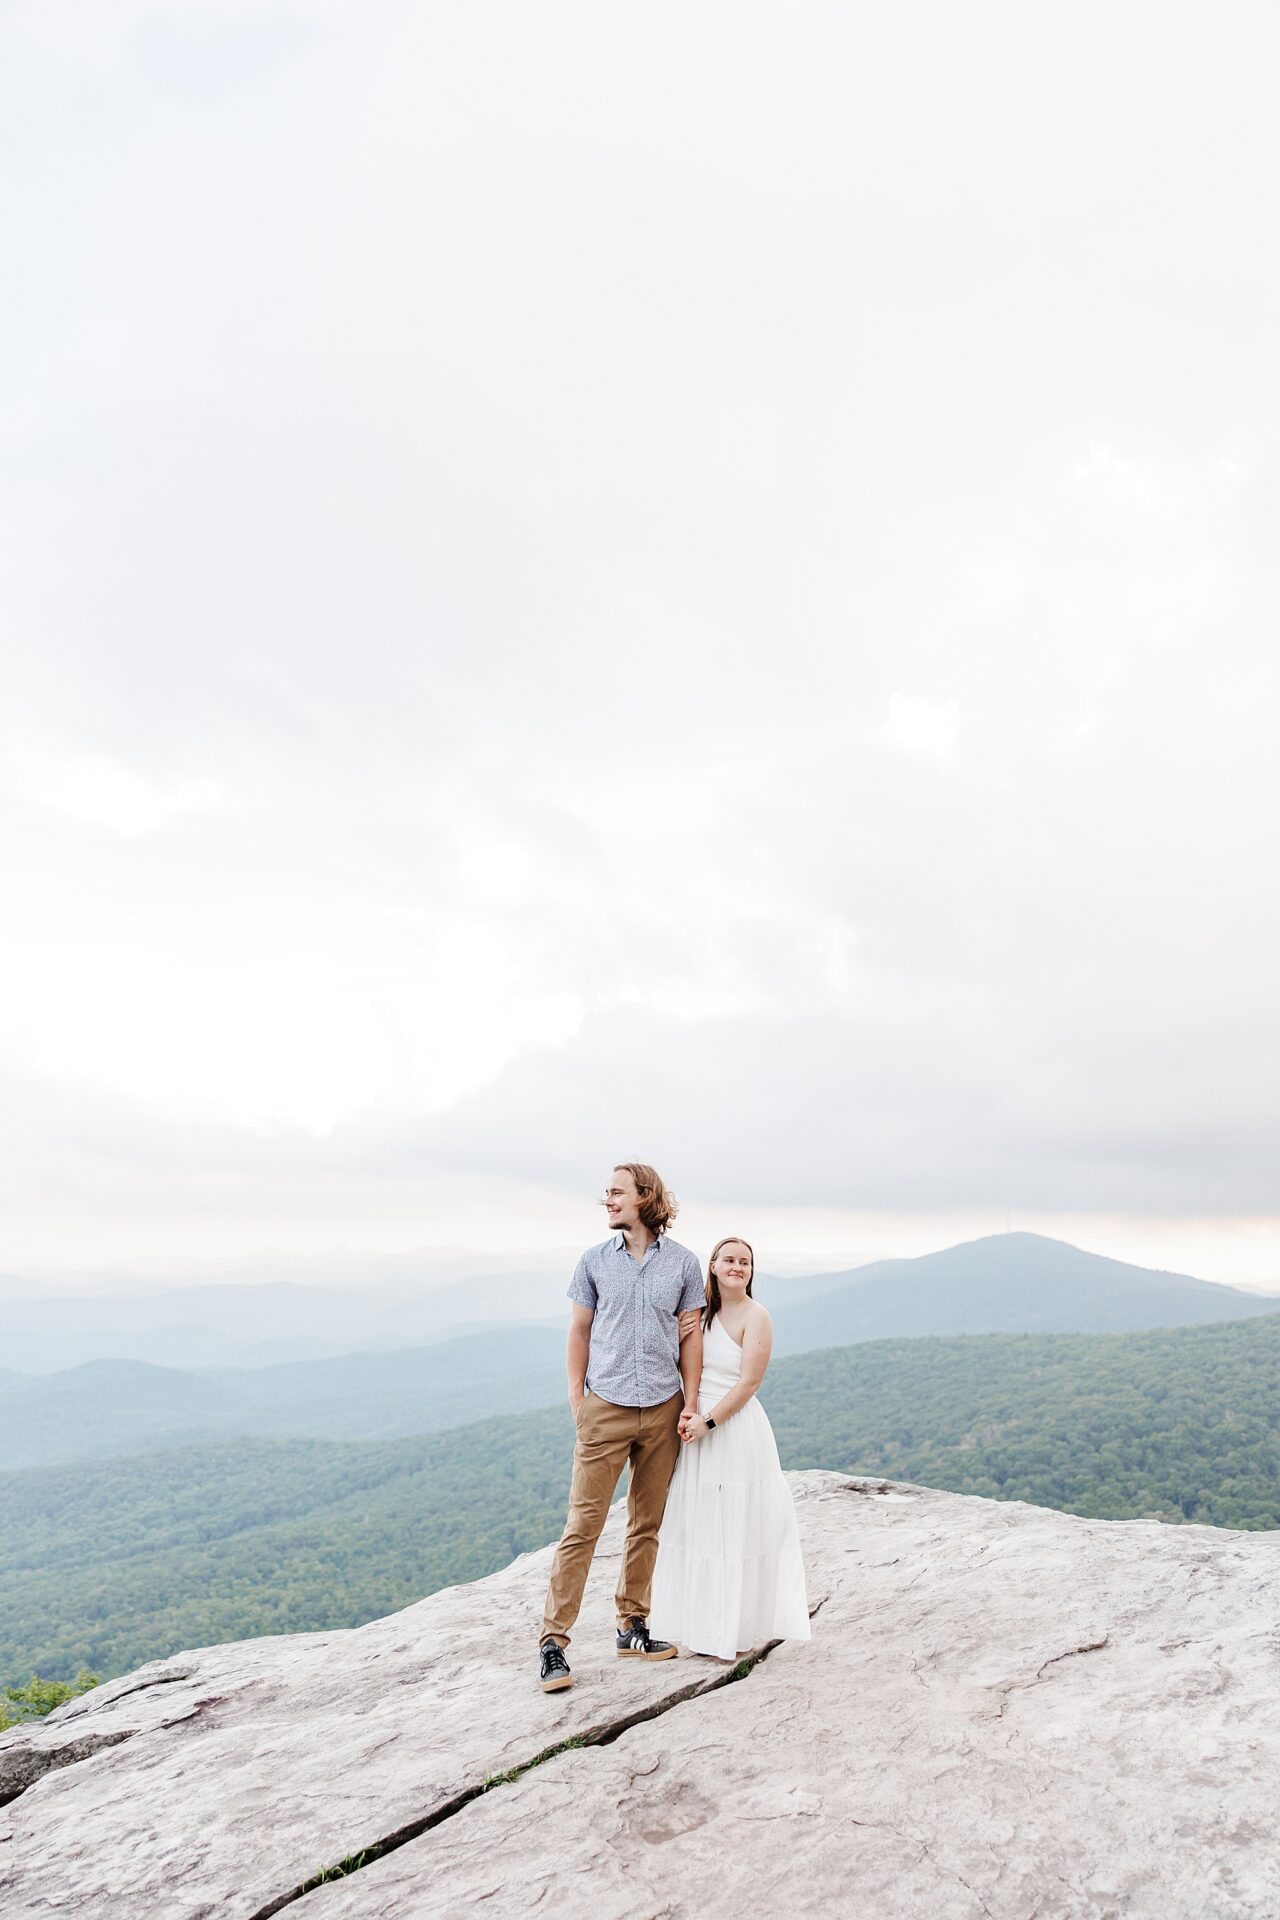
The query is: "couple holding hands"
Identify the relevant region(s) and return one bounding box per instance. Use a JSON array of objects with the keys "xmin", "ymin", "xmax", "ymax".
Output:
[{"xmin": 538, "ymin": 1162, "xmax": 810, "ymax": 1692}]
